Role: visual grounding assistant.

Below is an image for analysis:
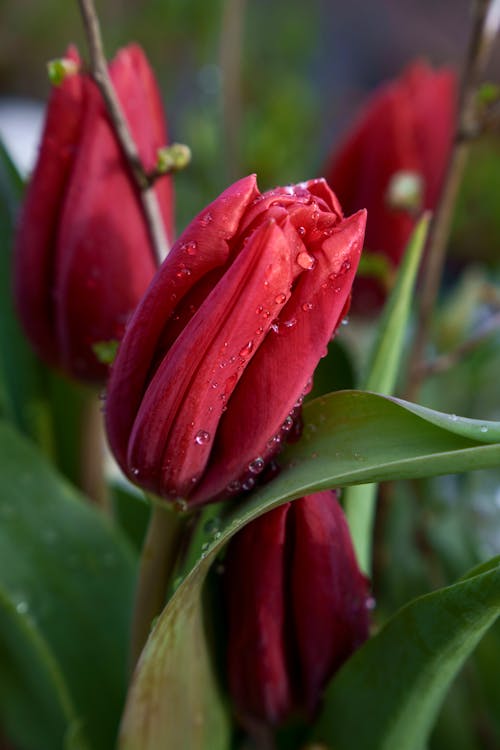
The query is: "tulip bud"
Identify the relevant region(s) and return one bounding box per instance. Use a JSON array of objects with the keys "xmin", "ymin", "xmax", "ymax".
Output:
[
  {"xmin": 105, "ymin": 175, "xmax": 366, "ymax": 506},
  {"xmin": 225, "ymin": 492, "xmax": 371, "ymax": 729},
  {"xmin": 13, "ymin": 44, "xmax": 174, "ymax": 384},
  {"xmin": 324, "ymin": 60, "xmax": 456, "ymax": 312}
]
